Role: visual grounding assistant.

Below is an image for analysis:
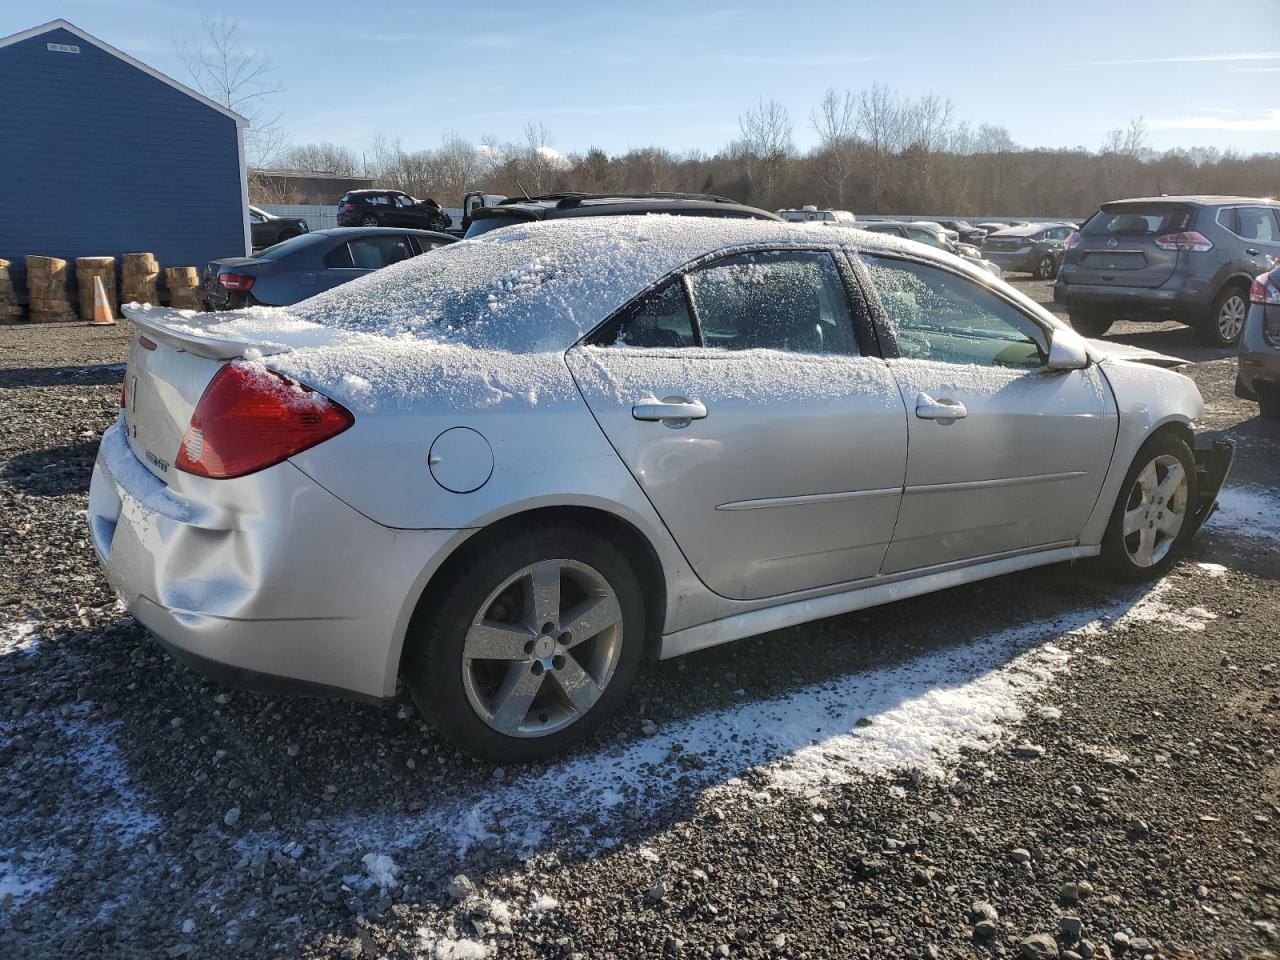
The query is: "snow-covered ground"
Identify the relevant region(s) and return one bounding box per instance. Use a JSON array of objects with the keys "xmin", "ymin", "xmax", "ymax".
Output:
[{"xmin": 1208, "ymin": 484, "xmax": 1280, "ymax": 543}]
